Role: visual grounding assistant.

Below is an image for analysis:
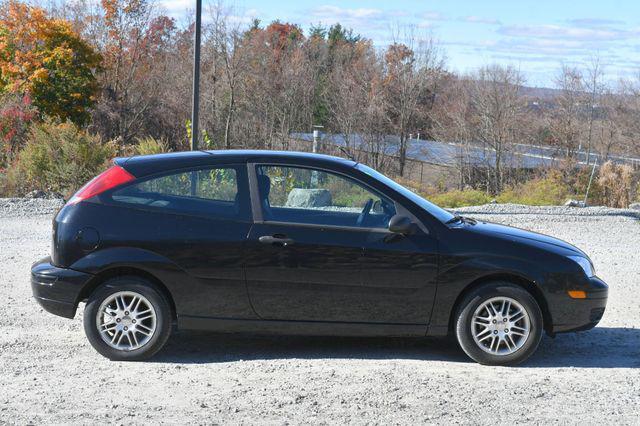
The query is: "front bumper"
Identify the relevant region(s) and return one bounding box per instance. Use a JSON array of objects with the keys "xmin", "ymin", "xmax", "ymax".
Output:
[
  {"xmin": 549, "ymin": 275, "xmax": 608, "ymax": 334},
  {"xmin": 31, "ymin": 257, "xmax": 93, "ymax": 319}
]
